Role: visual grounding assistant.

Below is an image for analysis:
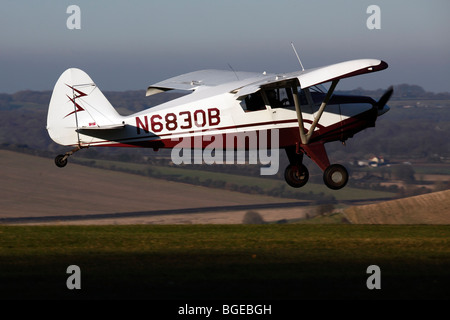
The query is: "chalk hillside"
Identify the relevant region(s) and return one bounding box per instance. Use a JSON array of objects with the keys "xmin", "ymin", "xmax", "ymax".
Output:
[{"xmin": 344, "ymin": 189, "xmax": 450, "ymax": 224}]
